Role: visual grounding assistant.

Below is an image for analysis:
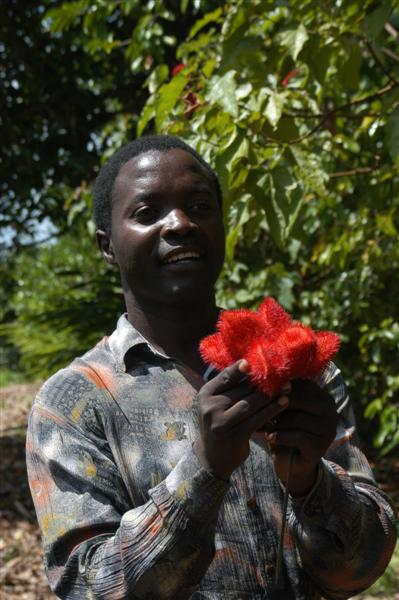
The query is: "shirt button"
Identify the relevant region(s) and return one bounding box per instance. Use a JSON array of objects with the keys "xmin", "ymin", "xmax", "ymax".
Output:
[{"xmin": 246, "ymin": 497, "xmax": 257, "ymax": 510}]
